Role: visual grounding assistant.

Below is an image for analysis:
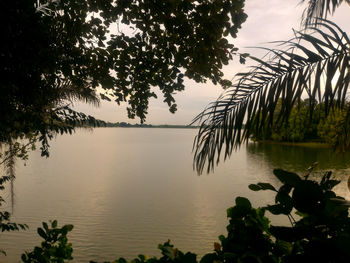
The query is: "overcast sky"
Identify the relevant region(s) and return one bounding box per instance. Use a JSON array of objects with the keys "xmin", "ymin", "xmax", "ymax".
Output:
[{"xmin": 75, "ymin": 0, "xmax": 350, "ymax": 125}]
